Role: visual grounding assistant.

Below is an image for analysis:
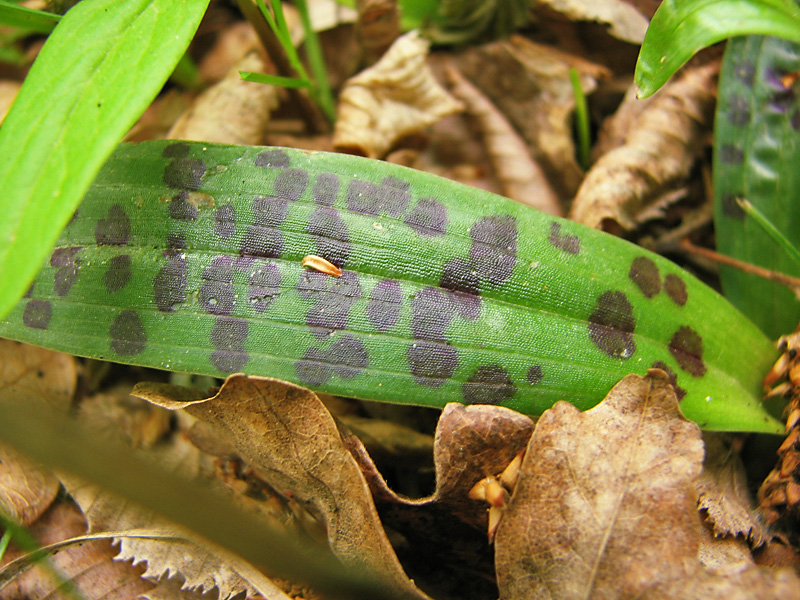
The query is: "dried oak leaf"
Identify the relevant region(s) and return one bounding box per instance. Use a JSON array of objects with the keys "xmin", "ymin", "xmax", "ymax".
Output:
[
  {"xmin": 0, "ymin": 339, "xmax": 77, "ymax": 409},
  {"xmin": 136, "ymin": 375, "xmax": 431, "ymax": 600},
  {"xmin": 494, "ymin": 370, "xmax": 800, "ymax": 599},
  {"xmin": 333, "ymin": 30, "xmax": 463, "ymax": 158},
  {"xmin": 0, "ymin": 443, "xmax": 60, "ymax": 526},
  {"xmin": 569, "ymin": 60, "xmax": 718, "ymax": 230}
]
